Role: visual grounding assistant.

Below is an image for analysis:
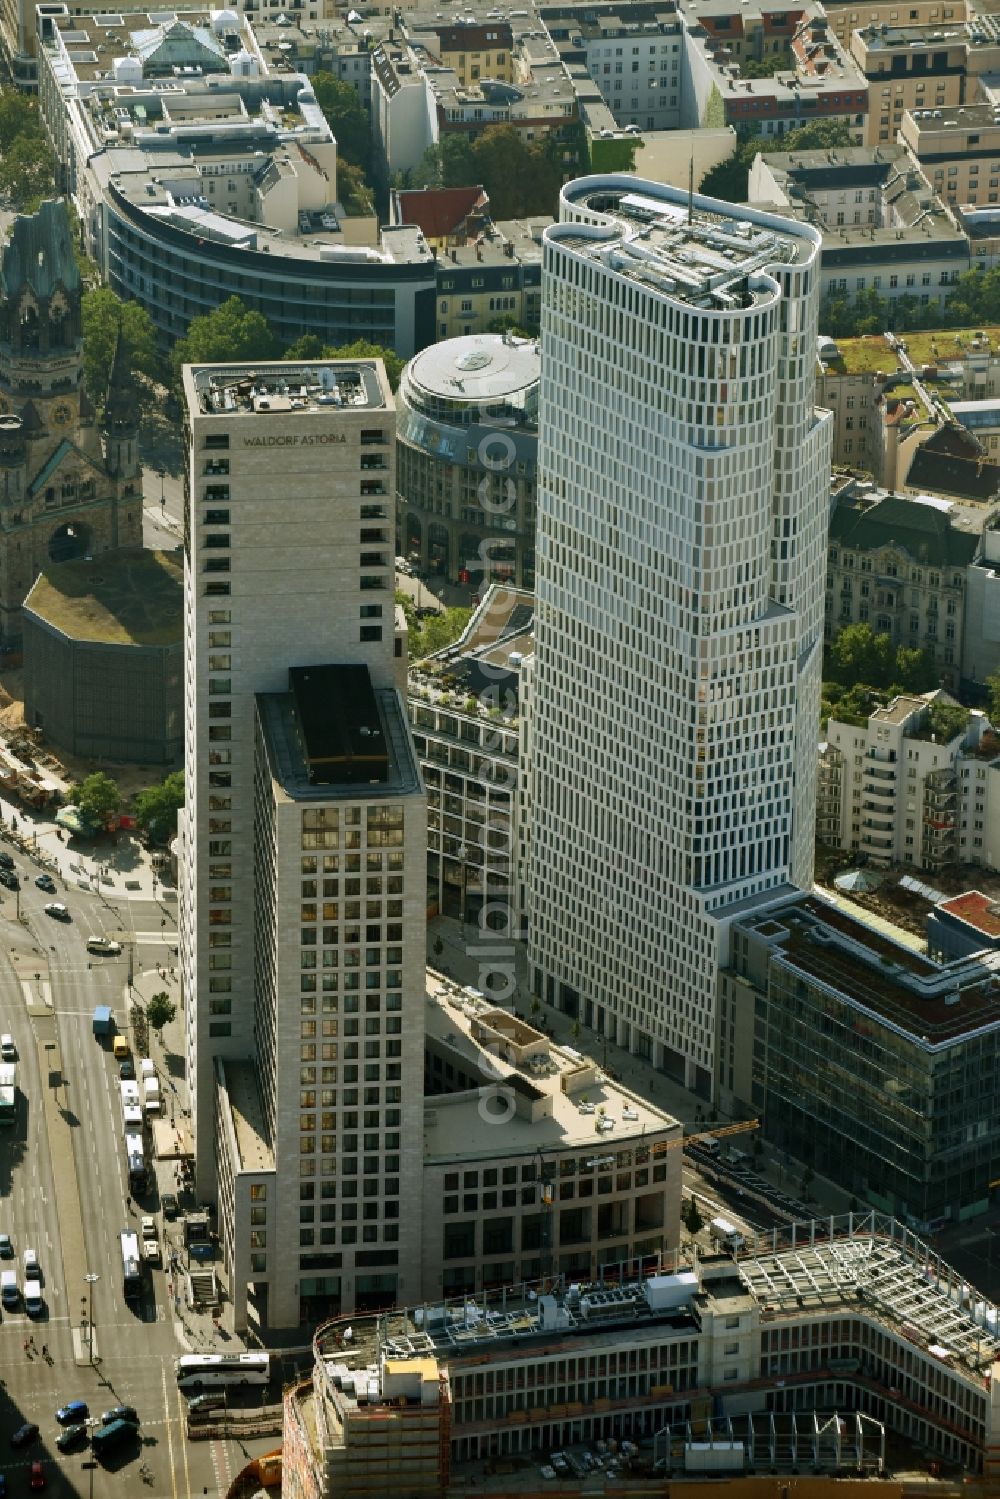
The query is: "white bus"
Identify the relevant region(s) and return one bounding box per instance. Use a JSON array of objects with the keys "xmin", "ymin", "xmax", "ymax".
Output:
[
  {"xmin": 175, "ymin": 1352, "xmax": 271, "ymax": 1390},
  {"xmin": 120, "ymin": 1230, "xmax": 142, "ymax": 1300}
]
